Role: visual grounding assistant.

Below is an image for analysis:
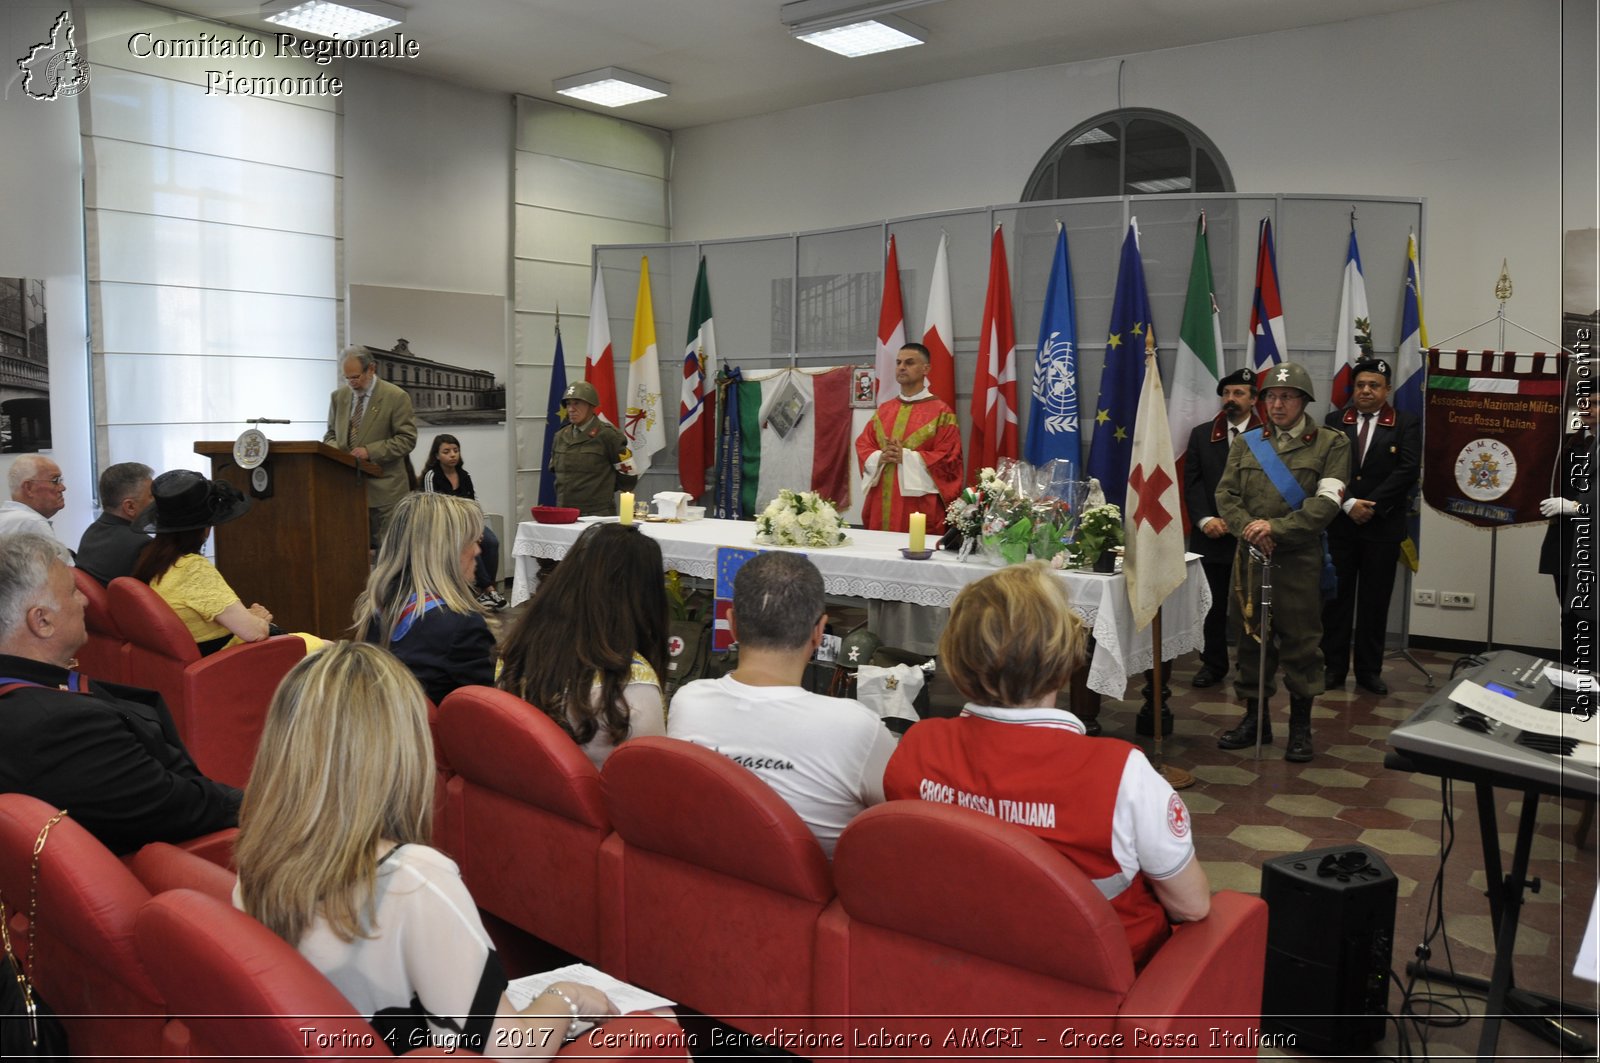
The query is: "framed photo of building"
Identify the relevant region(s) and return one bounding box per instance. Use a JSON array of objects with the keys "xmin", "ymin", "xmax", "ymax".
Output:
[{"xmin": 349, "ymin": 286, "xmax": 507, "ymax": 427}]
